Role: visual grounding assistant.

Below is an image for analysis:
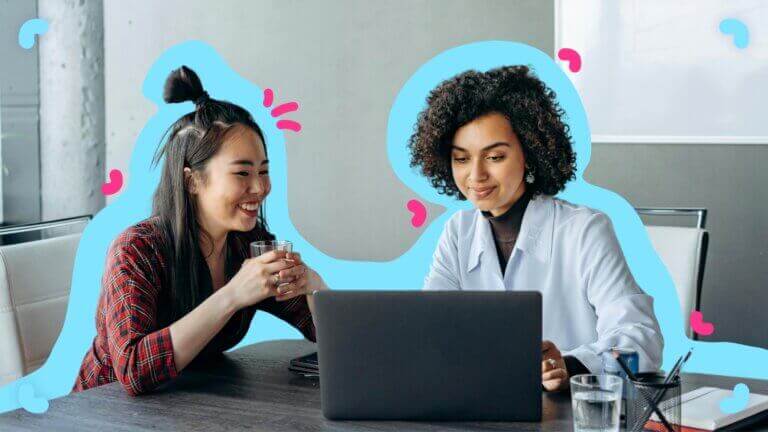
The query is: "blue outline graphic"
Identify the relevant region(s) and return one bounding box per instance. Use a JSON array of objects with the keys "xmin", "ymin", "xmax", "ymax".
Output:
[{"xmin": 1, "ymin": 40, "xmax": 765, "ymax": 414}]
